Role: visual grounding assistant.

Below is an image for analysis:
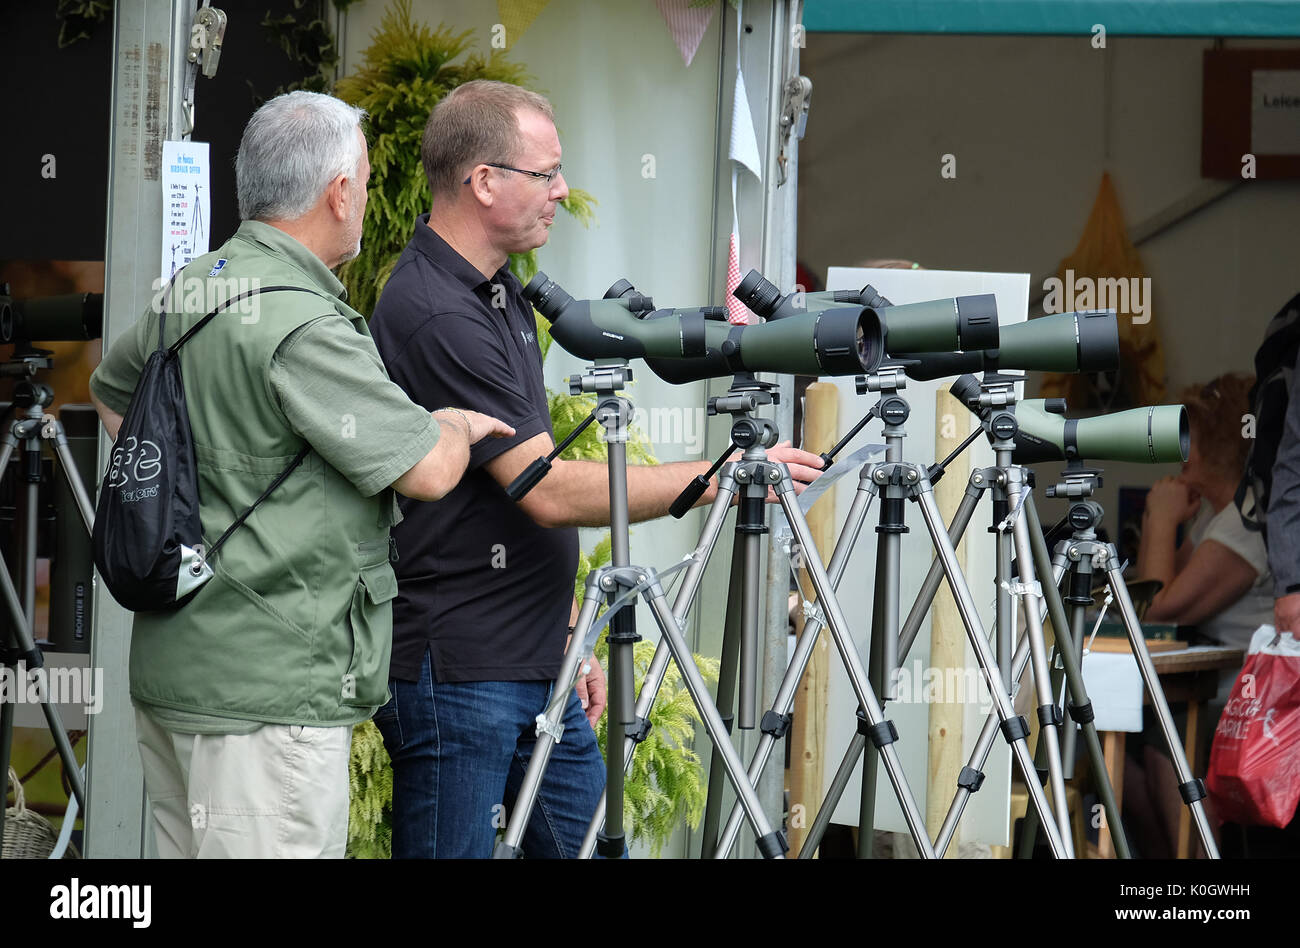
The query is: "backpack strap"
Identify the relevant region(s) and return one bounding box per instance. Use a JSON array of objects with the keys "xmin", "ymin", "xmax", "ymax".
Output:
[
  {"xmin": 202, "ymin": 443, "xmax": 313, "ymax": 567},
  {"xmin": 167, "ymin": 284, "xmax": 332, "ymax": 355},
  {"xmin": 163, "ymin": 282, "xmax": 340, "ymax": 569}
]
